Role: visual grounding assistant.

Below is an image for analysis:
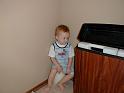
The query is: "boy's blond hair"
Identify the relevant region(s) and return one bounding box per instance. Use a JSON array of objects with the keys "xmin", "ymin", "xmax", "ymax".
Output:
[{"xmin": 55, "ymin": 25, "xmax": 70, "ymax": 36}]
